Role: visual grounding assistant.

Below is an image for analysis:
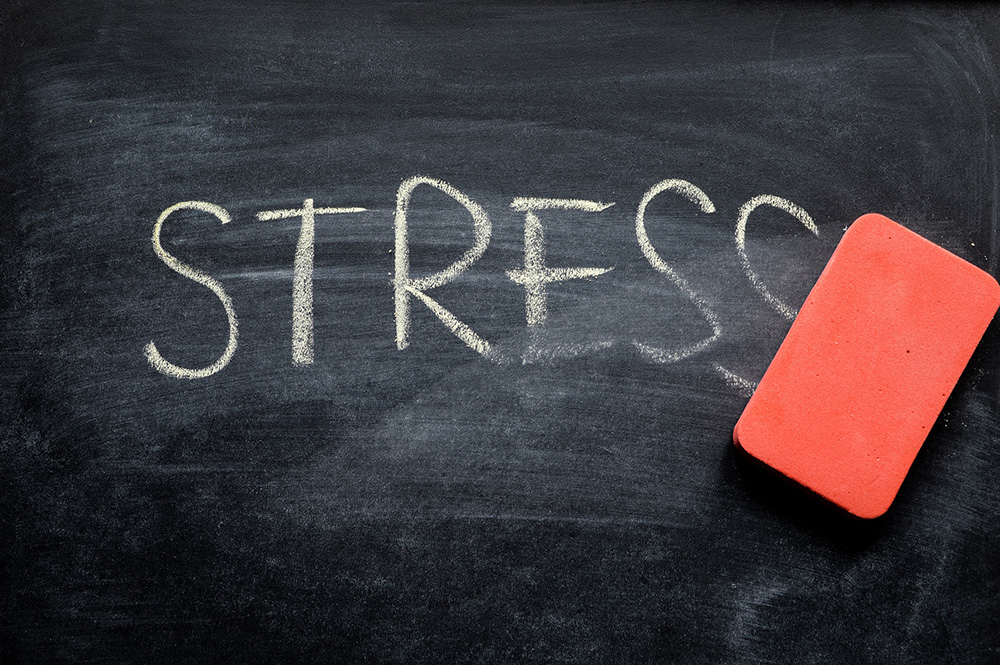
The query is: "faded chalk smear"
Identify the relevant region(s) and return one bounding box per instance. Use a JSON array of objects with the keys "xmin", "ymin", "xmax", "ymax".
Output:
[{"xmin": 523, "ymin": 334, "xmax": 615, "ymax": 365}]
